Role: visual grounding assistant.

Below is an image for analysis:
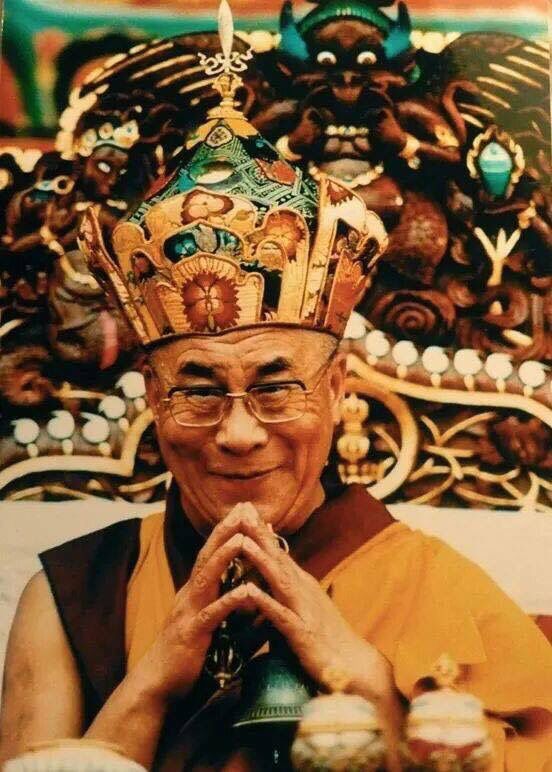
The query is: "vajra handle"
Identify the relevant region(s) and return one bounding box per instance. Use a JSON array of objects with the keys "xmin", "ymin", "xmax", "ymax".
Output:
[{"xmin": 204, "ymin": 557, "xmax": 245, "ymax": 689}]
